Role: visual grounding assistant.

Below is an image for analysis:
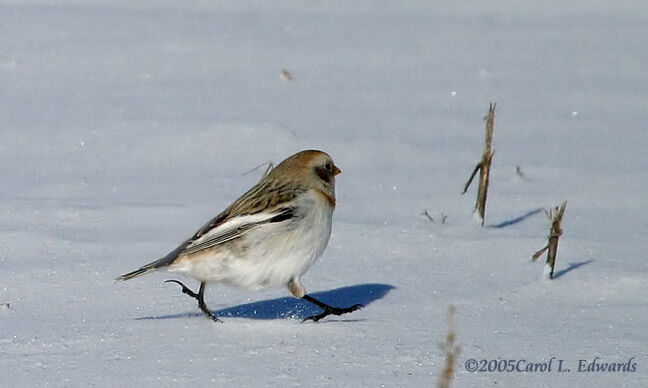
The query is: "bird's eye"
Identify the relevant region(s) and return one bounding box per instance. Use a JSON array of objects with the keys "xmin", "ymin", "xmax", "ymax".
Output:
[{"xmin": 324, "ymin": 162, "xmax": 333, "ymax": 173}]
